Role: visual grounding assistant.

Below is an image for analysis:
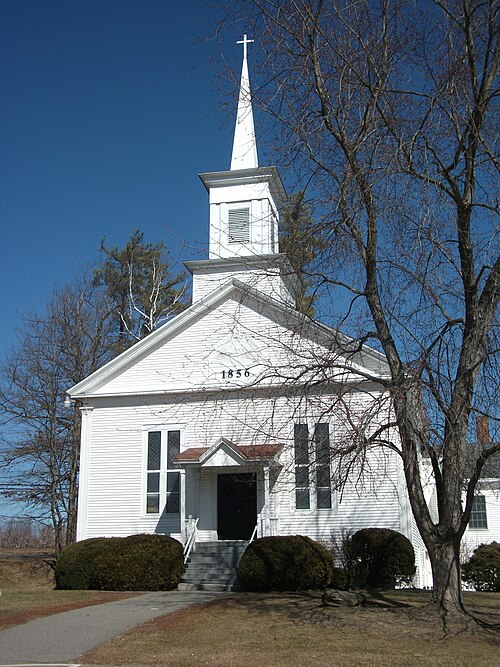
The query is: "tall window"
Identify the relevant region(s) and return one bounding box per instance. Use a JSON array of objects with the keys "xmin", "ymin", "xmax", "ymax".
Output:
[
  {"xmin": 294, "ymin": 424, "xmax": 310, "ymax": 509},
  {"xmin": 165, "ymin": 430, "xmax": 180, "ymax": 513},
  {"xmin": 469, "ymin": 495, "xmax": 487, "ymax": 529},
  {"xmin": 146, "ymin": 432, "xmax": 161, "ymax": 513},
  {"xmin": 294, "ymin": 422, "xmax": 332, "ymax": 510},
  {"xmin": 145, "ymin": 430, "xmax": 181, "ymax": 515},
  {"xmin": 314, "ymin": 423, "xmax": 332, "ymax": 509}
]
